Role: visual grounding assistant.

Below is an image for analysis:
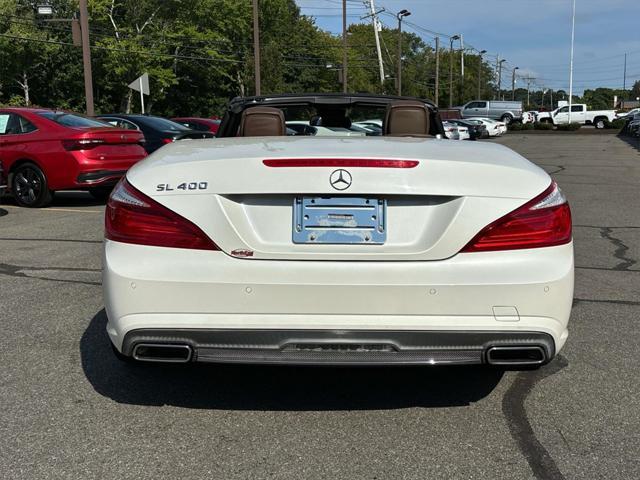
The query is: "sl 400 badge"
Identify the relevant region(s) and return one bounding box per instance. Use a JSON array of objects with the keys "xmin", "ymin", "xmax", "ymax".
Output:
[{"xmin": 156, "ymin": 182, "xmax": 208, "ymax": 192}]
